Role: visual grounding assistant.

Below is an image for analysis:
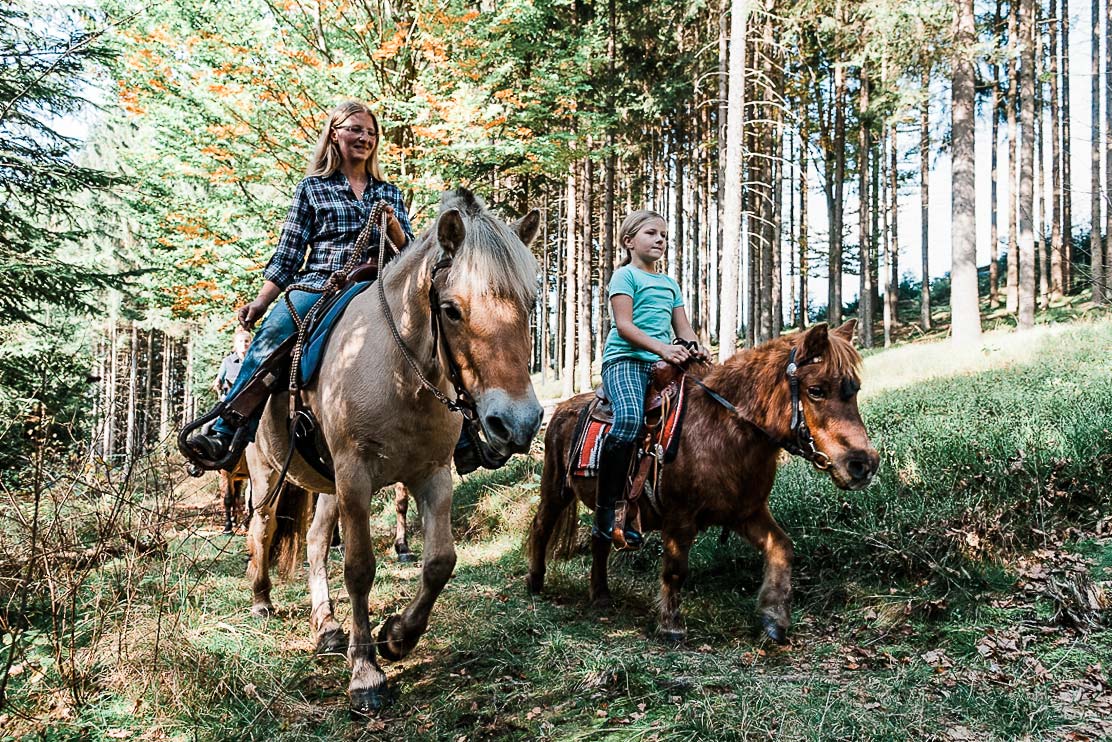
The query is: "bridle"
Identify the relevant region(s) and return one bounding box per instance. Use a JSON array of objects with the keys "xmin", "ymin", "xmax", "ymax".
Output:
[{"xmin": 680, "ymin": 342, "xmax": 832, "ymax": 470}]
